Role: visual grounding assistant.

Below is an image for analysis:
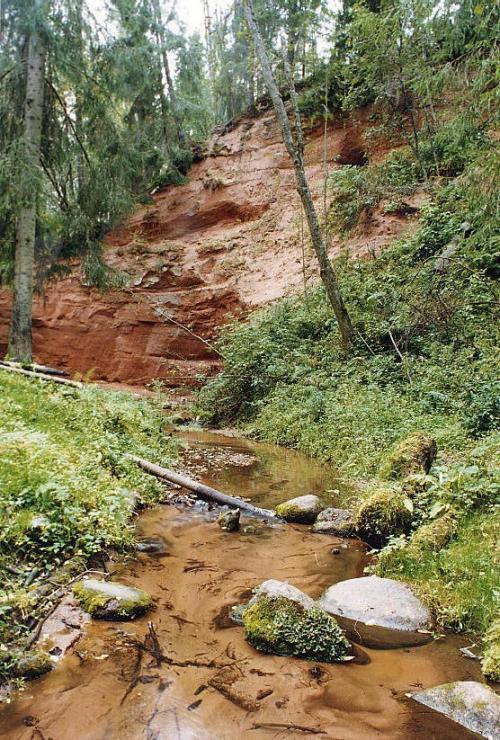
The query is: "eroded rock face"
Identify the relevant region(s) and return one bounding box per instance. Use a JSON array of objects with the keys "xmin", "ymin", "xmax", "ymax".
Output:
[
  {"xmin": 0, "ymin": 108, "xmax": 422, "ymax": 388},
  {"xmin": 73, "ymin": 579, "xmax": 152, "ymax": 620},
  {"xmin": 275, "ymin": 494, "xmax": 322, "ymax": 523},
  {"xmin": 319, "ymin": 575, "xmax": 433, "ymax": 648},
  {"xmin": 411, "ymin": 681, "xmax": 500, "ymax": 740},
  {"xmin": 312, "ymin": 508, "xmax": 355, "ymax": 536}
]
